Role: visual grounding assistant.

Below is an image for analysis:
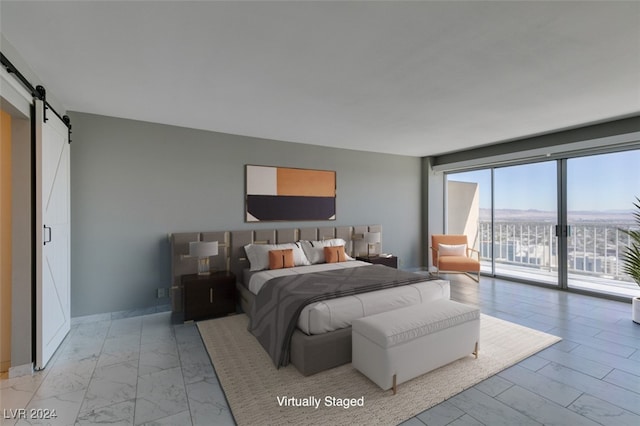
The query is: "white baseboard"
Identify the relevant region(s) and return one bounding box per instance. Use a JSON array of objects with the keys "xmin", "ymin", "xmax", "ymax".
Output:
[
  {"xmin": 8, "ymin": 363, "xmax": 33, "ymax": 378},
  {"xmin": 71, "ymin": 304, "xmax": 172, "ymax": 326}
]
